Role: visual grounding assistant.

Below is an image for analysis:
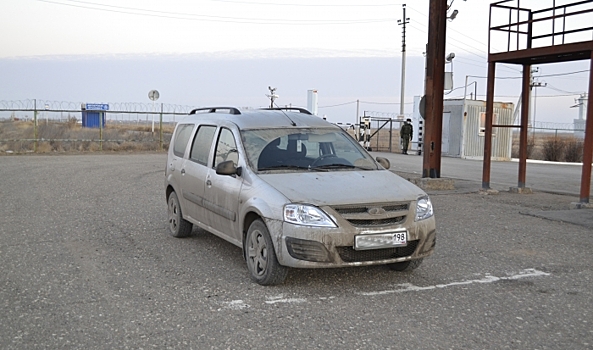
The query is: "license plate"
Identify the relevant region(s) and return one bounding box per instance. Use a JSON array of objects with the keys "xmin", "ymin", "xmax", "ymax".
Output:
[{"xmin": 354, "ymin": 231, "xmax": 407, "ymax": 250}]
